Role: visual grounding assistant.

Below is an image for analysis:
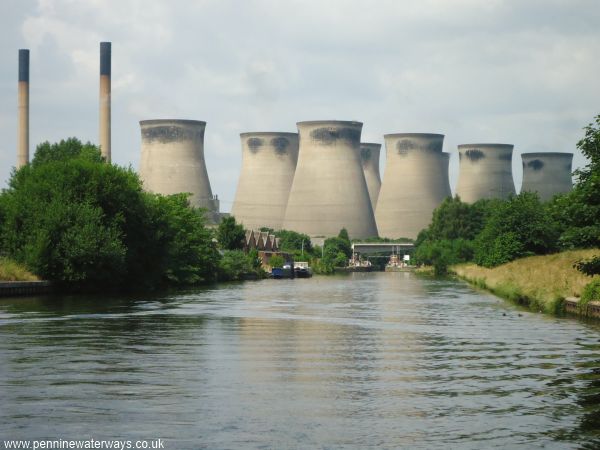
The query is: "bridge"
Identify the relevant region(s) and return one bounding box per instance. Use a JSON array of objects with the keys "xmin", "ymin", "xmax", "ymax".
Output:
[
  {"xmin": 350, "ymin": 242, "xmax": 415, "ymax": 268},
  {"xmin": 351, "ymin": 242, "xmax": 415, "ymax": 256}
]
